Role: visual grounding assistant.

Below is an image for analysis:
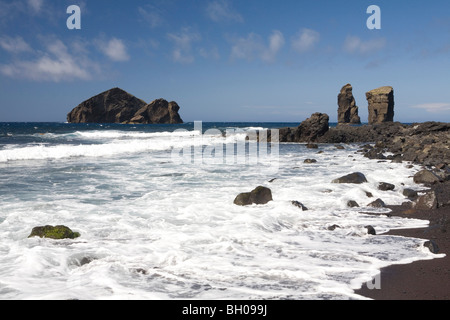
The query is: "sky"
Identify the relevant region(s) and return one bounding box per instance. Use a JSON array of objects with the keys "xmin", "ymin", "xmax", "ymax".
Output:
[{"xmin": 0, "ymin": 0, "xmax": 450, "ymax": 123}]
